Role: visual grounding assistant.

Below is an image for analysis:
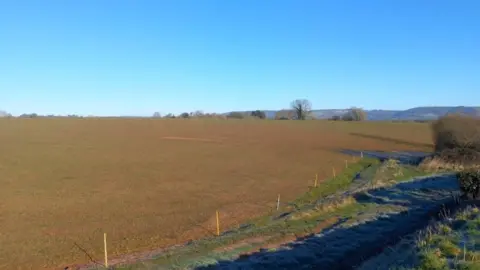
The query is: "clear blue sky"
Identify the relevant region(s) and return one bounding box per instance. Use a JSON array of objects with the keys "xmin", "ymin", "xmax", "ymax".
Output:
[{"xmin": 1, "ymin": 1, "xmax": 479, "ymax": 116}]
